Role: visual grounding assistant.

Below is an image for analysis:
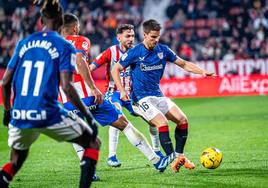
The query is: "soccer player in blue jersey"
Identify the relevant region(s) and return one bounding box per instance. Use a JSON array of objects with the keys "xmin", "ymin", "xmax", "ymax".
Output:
[
  {"xmin": 0, "ymin": 1, "xmax": 100, "ymax": 188},
  {"xmin": 90, "ymin": 24, "xmax": 162, "ymax": 167},
  {"xmin": 112, "ymin": 19, "xmax": 216, "ymax": 173},
  {"xmin": 60, "ymin": 13, "xmax": 175, "ymax": 174}
]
